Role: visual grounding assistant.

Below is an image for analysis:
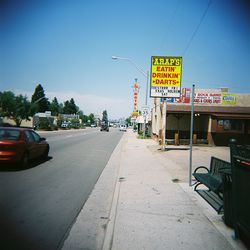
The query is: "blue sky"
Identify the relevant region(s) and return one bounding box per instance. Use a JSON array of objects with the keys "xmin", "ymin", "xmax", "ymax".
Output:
[{"xmin": 1, "ymin": 0, "xmax": 249, "ymax": 119}]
